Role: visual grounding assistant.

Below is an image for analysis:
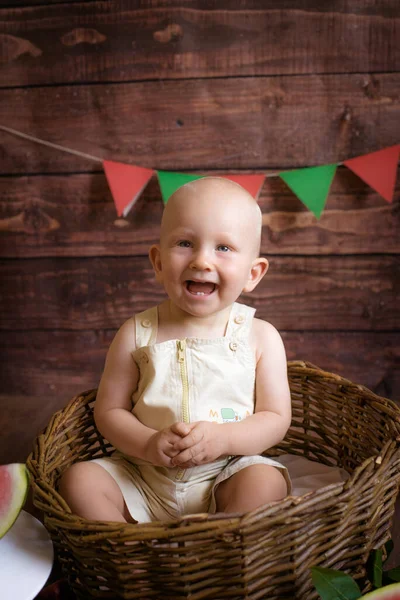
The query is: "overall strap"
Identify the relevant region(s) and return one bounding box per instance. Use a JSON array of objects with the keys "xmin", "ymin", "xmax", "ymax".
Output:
[
  {"xmin": 225, "ymin": 302, "xmax": 256, "ymax": 341},
  {"xmin": 134, "ymin": 306, "xmax": 158, "ymax": 348}
]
